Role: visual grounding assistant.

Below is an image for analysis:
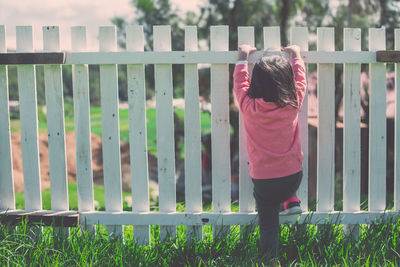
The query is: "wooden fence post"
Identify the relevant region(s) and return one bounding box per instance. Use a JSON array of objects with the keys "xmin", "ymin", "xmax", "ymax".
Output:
[
  {"xmin": 184, "ymin": 25, "xmax": 203, "ymax": 241},
  {"xmin": 126, "ymin": 25, "xmax": 151, "ymax": 245},
  {"xmin": 210, "ymin": 25, "xmax": 231, "ymax": 238},
  {"xmin": 99, "ymin": 26, "xmax": 123, "ymax": 238},
  {"xmin": 290, "ymin": 27, "xmax": 309, "ymax": 212},
  {"xmin": 343, "ymin": 28, "xmax": 361, "ymax": 237},
  {"xmin": 16, "ymin": 26, "xmax": 42, "ymax": 211},
  {"xmin": 237, "ymin": 26, "xmax": 255, "ymax": 229},
  {"xmin": 0, "ymin": 25, "xmax": 15, "ymax": 211},
  {"xmin": 368, "ymin": 28, "xmax": 386, "ymax": 212},
  {"xmin": 71, "ymin": 26, "xmax": 95, "ymax": 233},
  {"xmin": 317, "ymin": 27, "xmax": 335, "ymax": 213},
  {"xmin": 153, "ymin": 25, "xmax": 177, "ymax": 241},
  {"xmin": 395, "ymin": 29, "xmax": 400, "ymax": 212}
]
